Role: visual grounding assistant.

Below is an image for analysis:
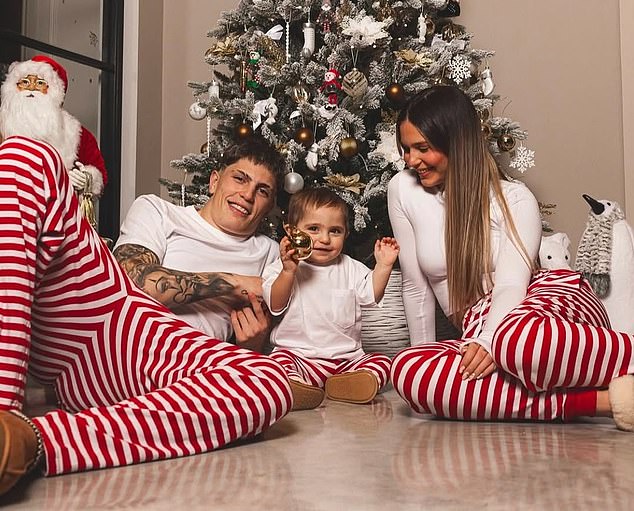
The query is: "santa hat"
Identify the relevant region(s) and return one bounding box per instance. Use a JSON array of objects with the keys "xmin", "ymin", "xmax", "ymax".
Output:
[
  {"xmin": 2, "ymin": 55, "xmax": 68, "ymax": 106},
  {"xmin": 31, "ymin": 55, "xmax": 68, "ymax": 92},
  {"xmin": 326, "ymin": 69, "xmax": 341, "ymax": 79}
]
